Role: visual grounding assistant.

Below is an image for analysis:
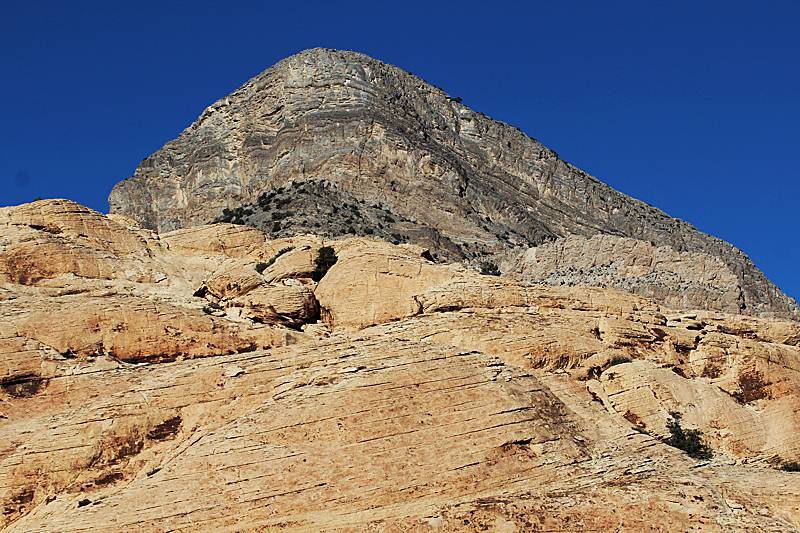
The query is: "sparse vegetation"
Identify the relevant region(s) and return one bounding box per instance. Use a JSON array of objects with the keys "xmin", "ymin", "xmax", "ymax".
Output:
[
  {"xmin": 779, "ymin": 461, "xmax": 800, "ymax": 472},
  {"xmin": 257, "ymin": 191, "xmax": 274, "ymax": 209},
  {"xmin": 662, "ymin": 411, "xmax": 713, "ymax": 460},
  {"xmin": 254, "ymin": 245, "xmax": 296, "ymax": 273},
  {"xmin": 480, "ymin": 261, "xmax": 501, "ymax": 276},
  {"xmin": 312, "ymin": 246, "xmax": 338, "ymax": 281},
  {"xmin": 215, "ymin": 206, "xmax": 253, "ymax": 225},
  {"xmin": 605, "ymin": 355, "xmax": 632, "ymax": 368}
]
